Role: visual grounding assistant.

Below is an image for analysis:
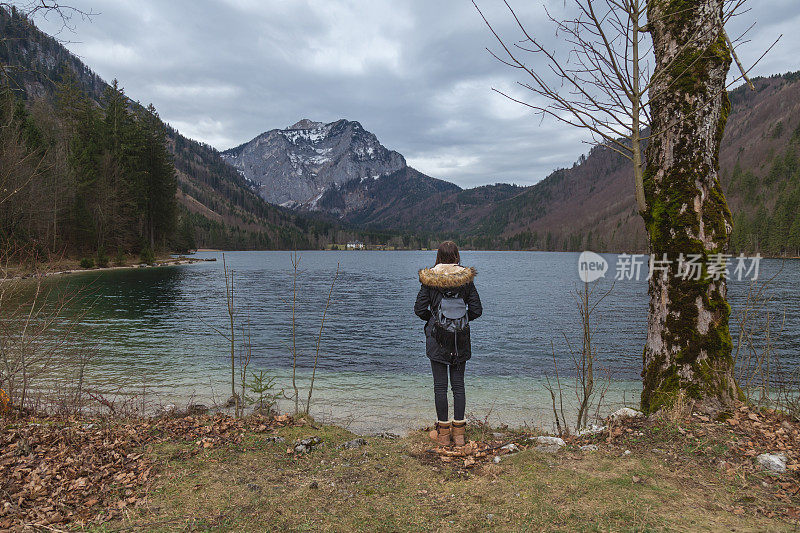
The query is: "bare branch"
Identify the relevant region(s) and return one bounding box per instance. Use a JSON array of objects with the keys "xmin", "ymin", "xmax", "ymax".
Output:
[{"xmin": 724, "ymin": 29, "xmax": 754, "ymax": 90}]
